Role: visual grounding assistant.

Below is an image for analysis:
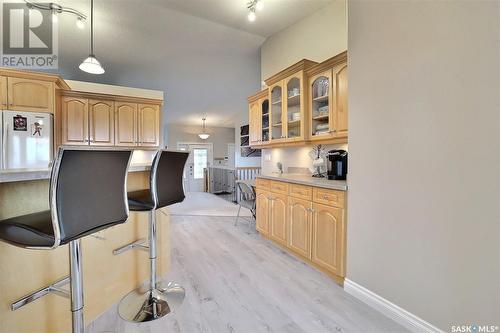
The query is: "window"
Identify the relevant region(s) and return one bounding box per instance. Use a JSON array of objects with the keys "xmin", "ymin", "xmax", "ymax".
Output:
[{"xmin": 193, "ymin": 148, "xmax": 208, "ymax": 179}]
